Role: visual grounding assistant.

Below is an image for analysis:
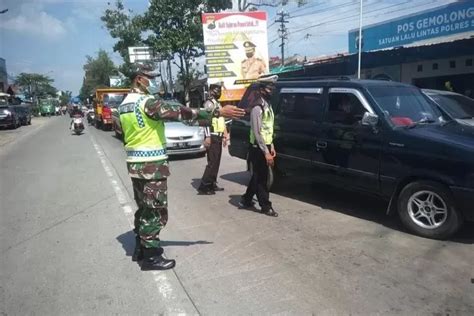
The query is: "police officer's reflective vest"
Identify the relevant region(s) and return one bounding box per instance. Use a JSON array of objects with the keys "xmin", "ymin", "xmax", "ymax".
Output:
[
  {"xmin": 119, "ymin": 94, "xmax": 167, "ymax": 162},
  {"xmin": 250, "ymin": 103, "xmax": 274, "ymax": 145},
  {"xmin": 210, "ymin": 99, "xmax": 226, "ymax": 134}
]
